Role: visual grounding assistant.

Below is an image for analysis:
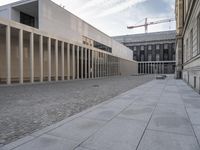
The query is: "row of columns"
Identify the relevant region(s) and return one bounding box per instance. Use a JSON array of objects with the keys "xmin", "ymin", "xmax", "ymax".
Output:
[
  {"xmin": 139, "ymin": 62, "xmax": 166, "ymax": 74},
  {"xmin": 4, "ymin": 26, "xmax": 120, "ymax": 85}
]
